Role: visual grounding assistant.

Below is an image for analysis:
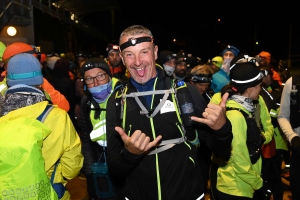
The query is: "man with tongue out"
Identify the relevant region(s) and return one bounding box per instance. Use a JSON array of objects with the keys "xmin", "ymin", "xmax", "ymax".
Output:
[{"xmin": 106, "ymin": 25, "xmax": 233, "ymax": 200}]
